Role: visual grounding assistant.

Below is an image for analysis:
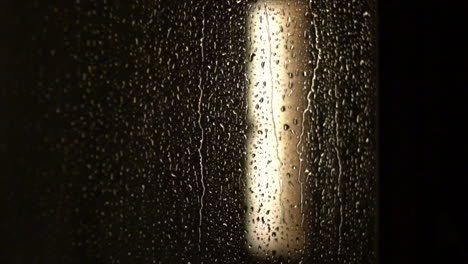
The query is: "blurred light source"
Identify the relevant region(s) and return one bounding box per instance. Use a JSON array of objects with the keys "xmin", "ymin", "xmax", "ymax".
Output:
[{"xmin": 245, "ymin": 0, "xmax": 310, "ymax": 258}]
